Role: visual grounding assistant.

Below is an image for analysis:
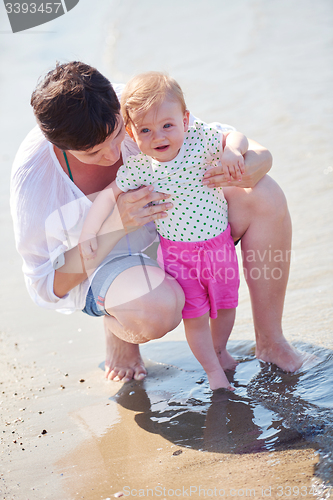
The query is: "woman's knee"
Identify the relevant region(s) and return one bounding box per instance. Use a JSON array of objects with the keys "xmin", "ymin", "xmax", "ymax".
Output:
[
  {"xmin": 107, "ymin": 274, "xmax": 185, "ymax": 343},
  {"xmin": 140, "ymin": 276, "xmax": 184, "ymax": 338},
  {"xmin": 249, "ymin": 175, "xmax": 289, "ymax": 220},
  {"xmin": 225, "ymin": 175, "xmax": 290, "ymax": 240}
]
